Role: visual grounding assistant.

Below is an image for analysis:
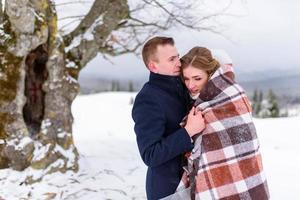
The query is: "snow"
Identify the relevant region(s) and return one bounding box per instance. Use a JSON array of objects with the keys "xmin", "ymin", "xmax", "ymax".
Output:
[
  {"xmin": 0, "ymin": 92, "xmax": 300, "ymax": 199},
  {"xmin": 15, "ymin": 136, "xmax": 32, "ymax": 151},
  {"xmin": 6, "ymin": 136, "xmax": 32, "ymax": 151},
  {"xmin": 1, "ymin": 0, "xmax": 4, "ymax": 11},
  {"xmin": 64, "ymin": 74, "xmax": 78, "ymax": 84},
  {"xmin": 66, "ymin": 61, "xmax": 77, "ymax": 68},
  {"xmin": 54, "ymin": 145, "xmax": 76, "ymax": 168},
  {"xmin": 41, "ymin": 118, "xmax": 52, "ymax": 135},
  {"xmin": 253, "ymin": 116, "xmax": 300, "ymax": 200},
  {"xmin": 32, "ymin": 143, "xmax": 51, "ymax": 162},
  {"xmin": 57, "ymin": 131, "xmax": 71, "ymax": 139}
]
